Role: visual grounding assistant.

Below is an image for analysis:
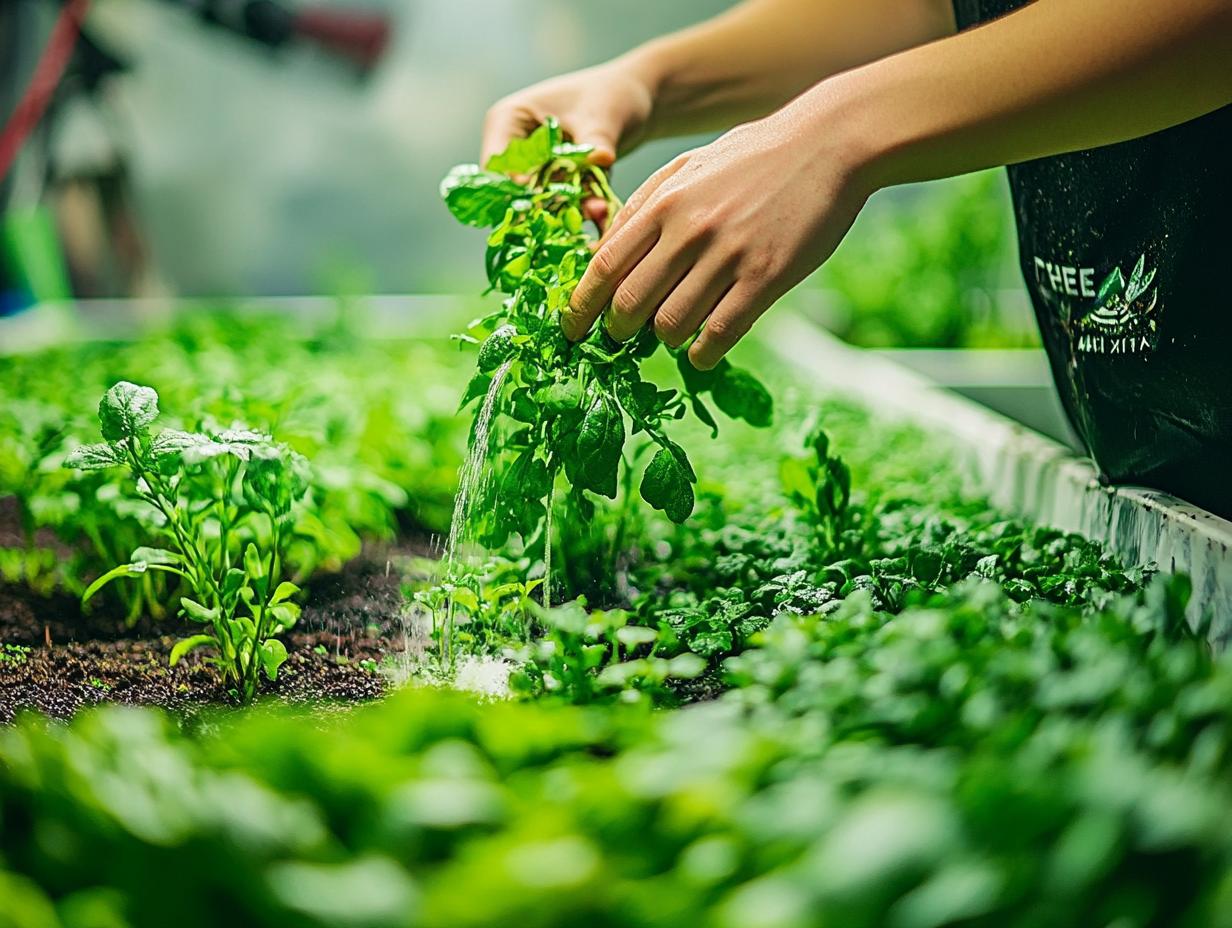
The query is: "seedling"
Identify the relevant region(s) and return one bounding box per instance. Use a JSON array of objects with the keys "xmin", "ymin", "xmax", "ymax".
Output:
[{"xmin": 65, "ymin": 382, "xmax": 308, "ymax": 703}]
